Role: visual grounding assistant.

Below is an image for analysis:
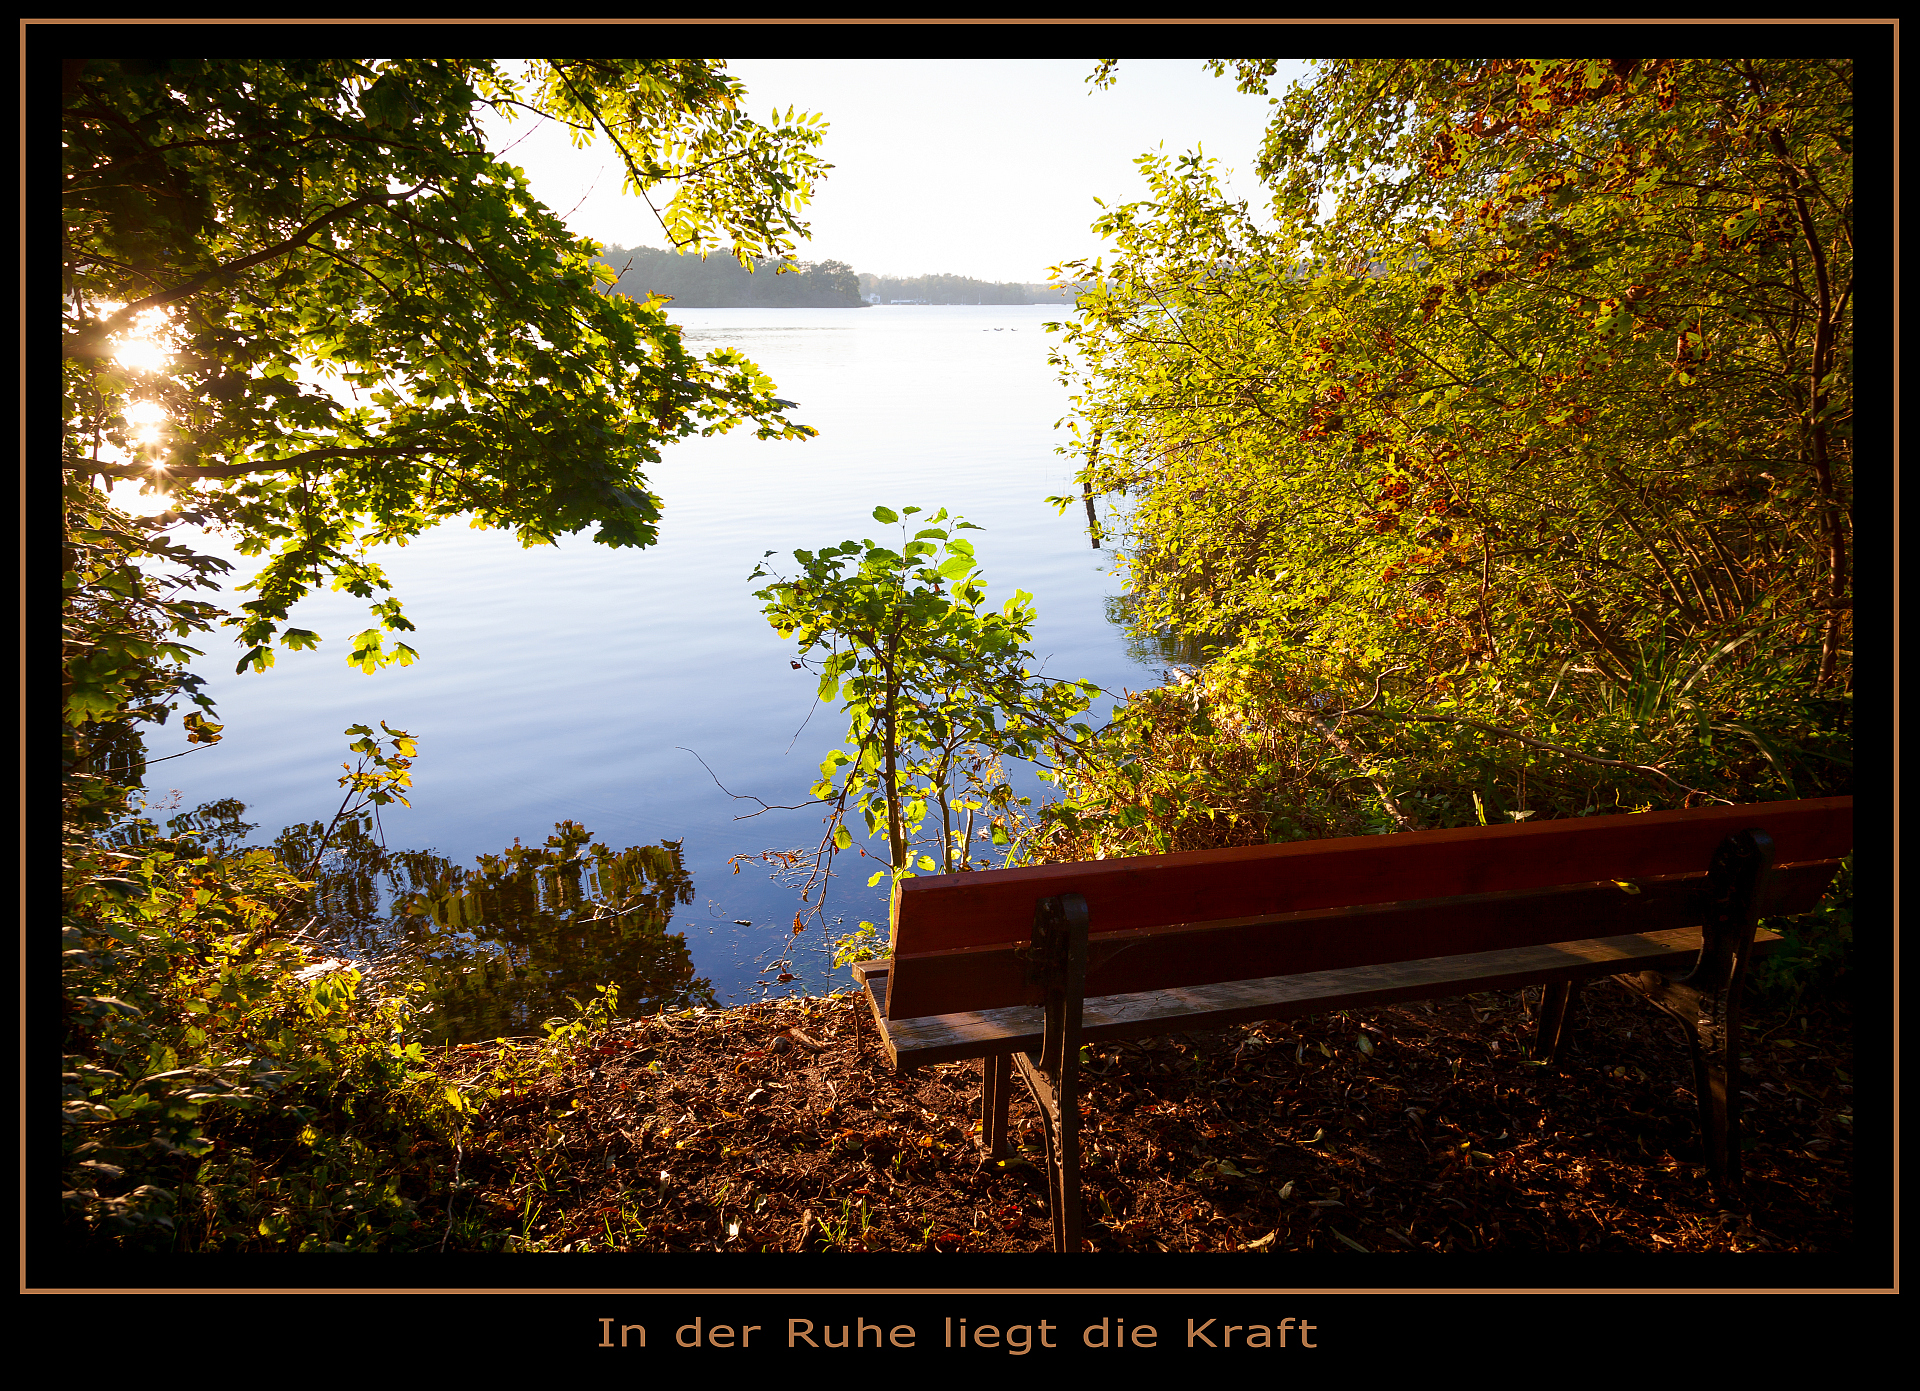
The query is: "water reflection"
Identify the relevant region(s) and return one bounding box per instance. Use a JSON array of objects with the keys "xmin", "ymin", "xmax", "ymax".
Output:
[
  {"xmin": 272, "ymin": 814, "xmax": 716, "ymax": 1043},
  {"xmin": 133, "ymin": 306, "xmax": 1168, "ymax": 1003},
  {"xmin": 1102, "ymin": 593, "xmax": 1218, "ymax": 672}
]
